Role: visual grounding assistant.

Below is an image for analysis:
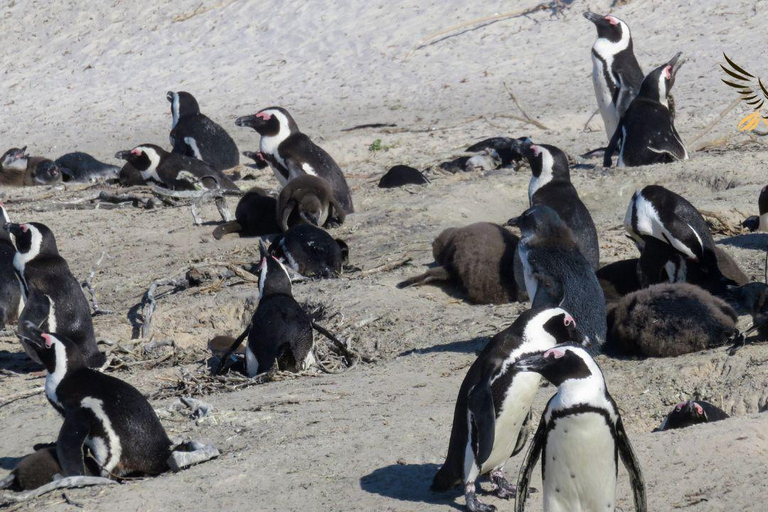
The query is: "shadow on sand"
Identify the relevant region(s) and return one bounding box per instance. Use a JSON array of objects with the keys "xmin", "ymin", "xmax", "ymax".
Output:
[{"xmin": 360, "ymin": 462, "xmax": 463, "ymax": 511}]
